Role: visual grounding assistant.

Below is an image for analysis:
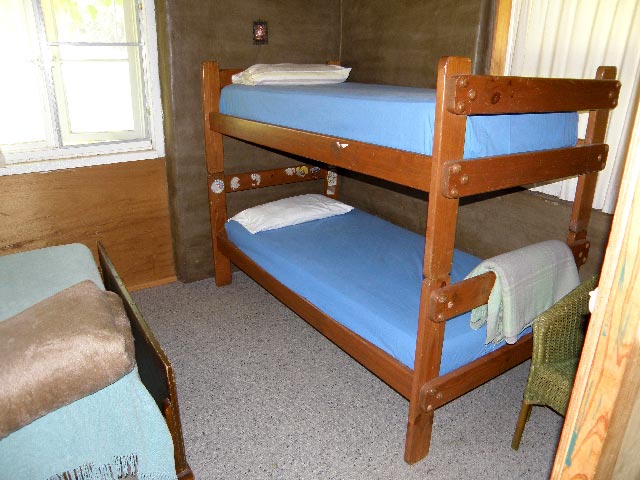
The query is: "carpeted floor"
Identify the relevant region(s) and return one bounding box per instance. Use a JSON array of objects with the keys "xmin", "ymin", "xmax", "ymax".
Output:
[{"xmin": 133, "ymin": 273, "xmax": 564, "ymax": 479}]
